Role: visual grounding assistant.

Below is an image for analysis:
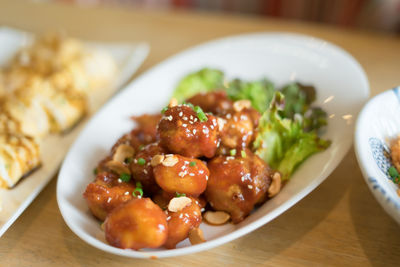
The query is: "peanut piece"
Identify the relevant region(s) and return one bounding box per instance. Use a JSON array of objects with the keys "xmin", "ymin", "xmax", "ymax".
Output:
[
  {"xmin": 168, "ymin": 196, "xmax": 192, "ymax": 212},
  {"xmin": 203, "ymin": 211, "xmax": 230, "ymax": 225},
  {"xmin": 162, "ymin": 155, "xmax": 178, "ymax": 167},
  {"xmin": 151, "ymin": 154, "xmax": 165, "ymax": 167},
  {"xmin": 105, "ymin": 160, "xmax": 131, "ymax": 175},
  {"xmin": 233, "ymin": 100, "xmax": 251, "ymax": 112},
  {"xmin": 268, "ymin": 172, "xmax": 281, "ymax": 197},
  {"xmin": 189, "ymin": 228, "xmax": 205, "ymax": 245},
  {"xmin": 113, "ymin": 144, "xmax": 134, "ymax": 163}
]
